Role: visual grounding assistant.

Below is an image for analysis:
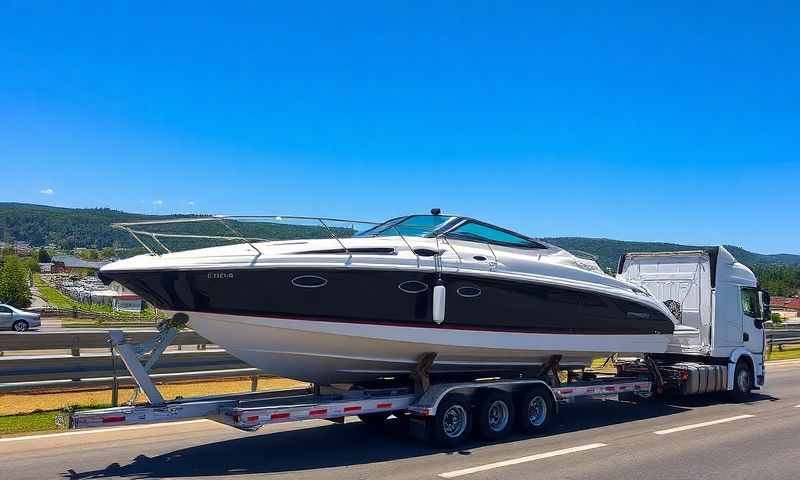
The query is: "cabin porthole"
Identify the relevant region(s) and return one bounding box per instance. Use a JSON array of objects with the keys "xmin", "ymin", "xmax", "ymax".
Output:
[
  {"xmin": 291, "ymin": 275, "xmax": 328, "ymax": 288},
  {"xmin": 457, "ymin": 286, "xmax": 482, "ymax": 298},
  {"xmin": 399, "ymin": 280, "xmax": 428, "ymax": 294}
]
